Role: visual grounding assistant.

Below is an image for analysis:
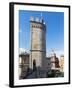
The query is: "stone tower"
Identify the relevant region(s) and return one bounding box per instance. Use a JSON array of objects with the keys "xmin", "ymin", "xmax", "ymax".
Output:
[{"xmin": 29, "ymin": 16, "xmax": 46, "ymax": 71}]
